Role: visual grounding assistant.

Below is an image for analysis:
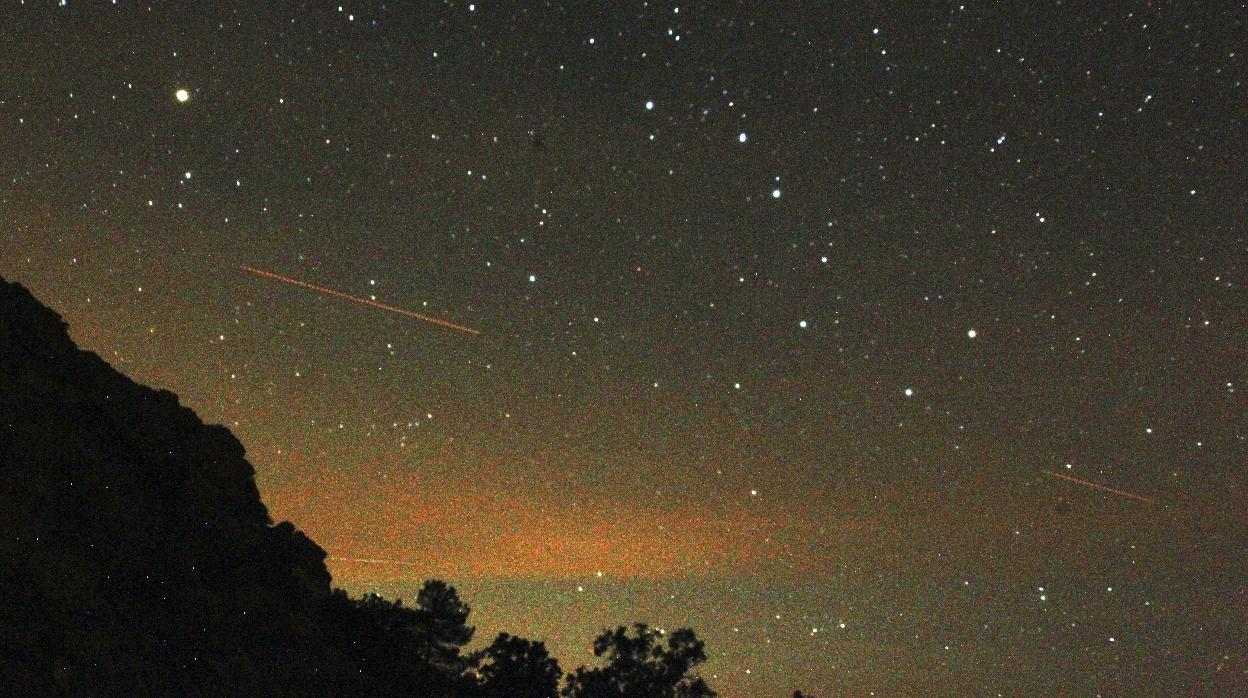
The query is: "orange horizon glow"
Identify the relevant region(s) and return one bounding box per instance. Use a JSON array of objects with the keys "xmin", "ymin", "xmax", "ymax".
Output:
[{"xmin": 265, "ymin": 469, "xmax": 862, "ymax": 583}]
